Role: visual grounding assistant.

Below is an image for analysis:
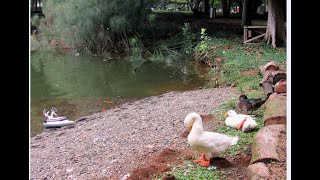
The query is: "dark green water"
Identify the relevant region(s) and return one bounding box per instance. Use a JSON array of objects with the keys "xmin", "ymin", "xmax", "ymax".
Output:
[{"xmin": 31, "ymin": 51, "xmax": 210, "ymax": 136}]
